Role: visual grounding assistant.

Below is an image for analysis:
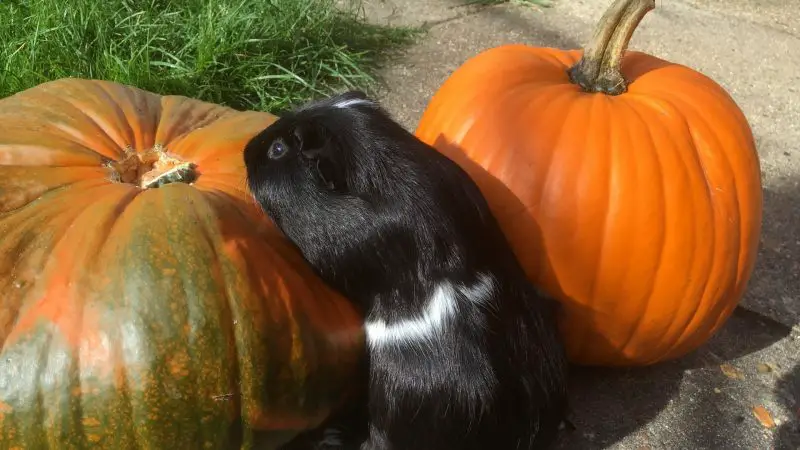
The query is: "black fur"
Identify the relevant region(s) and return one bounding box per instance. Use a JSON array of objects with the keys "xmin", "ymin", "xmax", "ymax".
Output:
[{"xmin": 243, "ymin": 91, "xmax": 569, "ymax": 450}]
